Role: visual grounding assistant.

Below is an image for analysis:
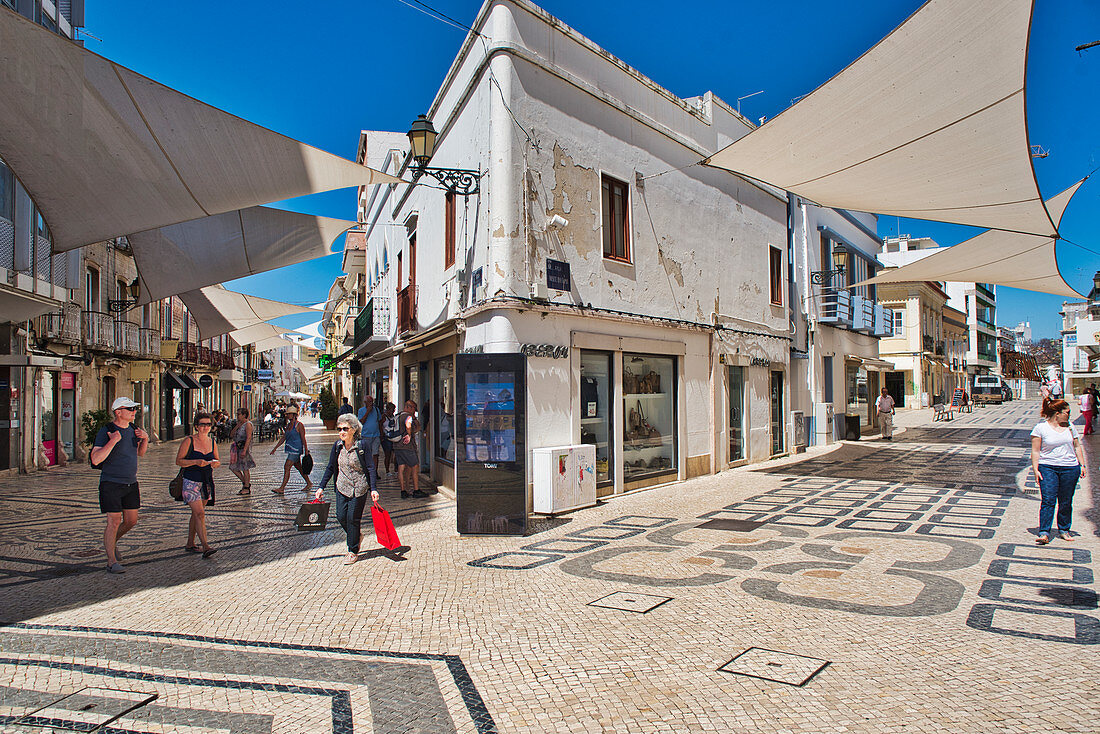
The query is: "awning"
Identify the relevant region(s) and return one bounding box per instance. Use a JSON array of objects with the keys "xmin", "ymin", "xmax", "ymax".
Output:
[
  {"xmin": 163, "ymin": 371, "xmax": 200, "ymax": 390},
  {"xmin": 227, "ymin": 322, "xmax": 296, "ymax": 348},
  {"xmin": 844, "ymin": 355, "xmax": 895, "ymax": 371},
  {"xmin": 0, "ymin": 8, "xmax": 403, "ymax": 254},
  {"xmin": 133, "ymin": 207, "xmax": 357, "ymax": 304},
  {"xmin": 860, "ymin": 181, "xmax": 1087, "ymax": 298},
  {"xmin": 704, "ymin": 0, "xmax": 1057, "ymax": 237},
  {"xmin": 179, "ymin": 286, "xmax": 317, "ymax": 340},
  {"xmin": 0, "ymin": 287, "xmax": 63, "ymax": 322}
]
